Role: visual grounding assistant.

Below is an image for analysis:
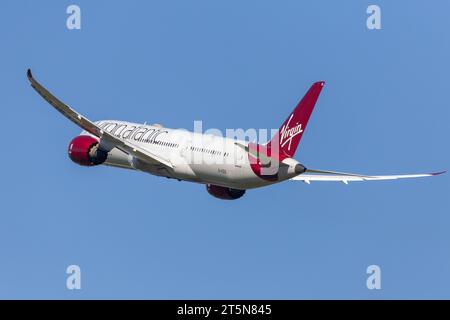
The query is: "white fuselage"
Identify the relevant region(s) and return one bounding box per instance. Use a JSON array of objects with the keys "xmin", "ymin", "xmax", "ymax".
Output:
[{"xmin": 83, "ymin": 120, "xmax": 301, "ymax": 189}]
